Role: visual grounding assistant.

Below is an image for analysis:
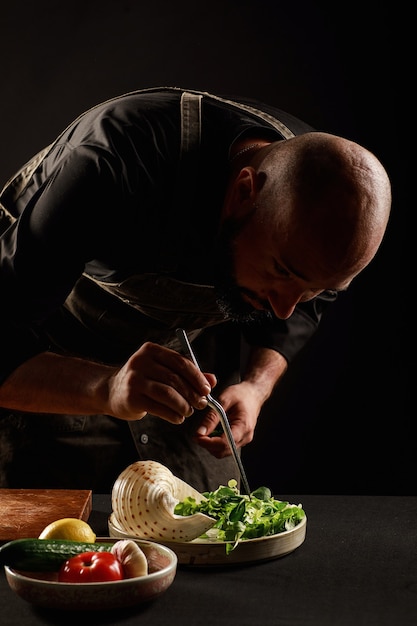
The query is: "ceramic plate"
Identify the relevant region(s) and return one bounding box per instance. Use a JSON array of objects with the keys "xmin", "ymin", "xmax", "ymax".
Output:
[{"xmin": 109, "ymin": 515, "xmax": 307, "ymax": 567}]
